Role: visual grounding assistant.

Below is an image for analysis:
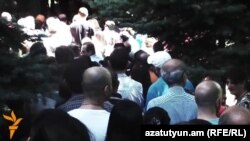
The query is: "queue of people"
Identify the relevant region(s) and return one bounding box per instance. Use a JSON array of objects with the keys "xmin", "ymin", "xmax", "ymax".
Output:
[{"xmin": 1, "ymin": 7, "xmax": 250, "ymax": 141}]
